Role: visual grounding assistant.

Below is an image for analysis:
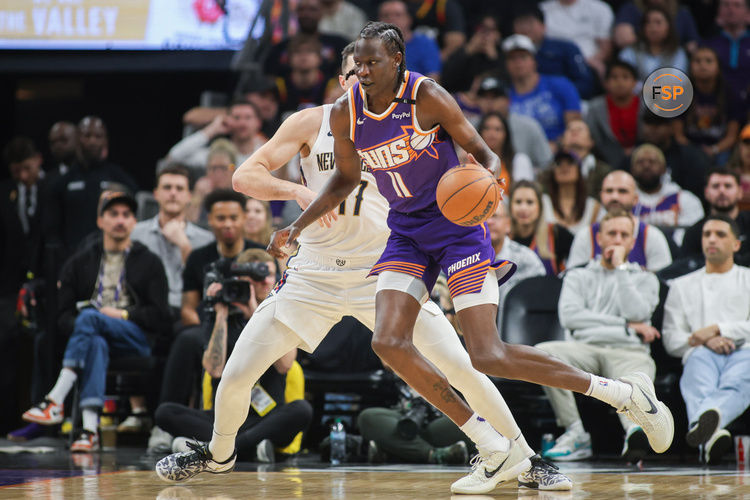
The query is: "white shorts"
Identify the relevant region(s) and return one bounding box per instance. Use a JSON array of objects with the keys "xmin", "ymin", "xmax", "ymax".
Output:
[{"xmin": 263, "ymin": 248, "xmax": 442, "ymax": 352}]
